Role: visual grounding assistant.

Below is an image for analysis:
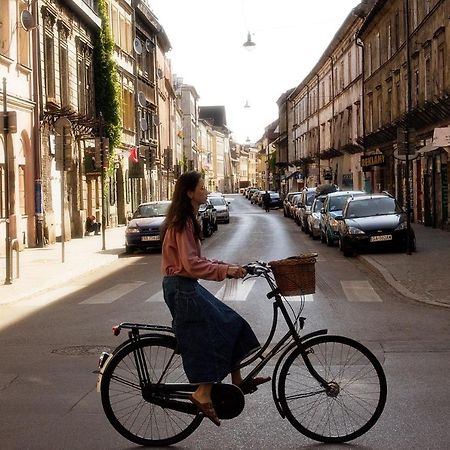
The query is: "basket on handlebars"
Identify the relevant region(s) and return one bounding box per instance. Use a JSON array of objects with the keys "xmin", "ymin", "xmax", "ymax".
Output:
[{"xmin": 269, "ymin": 253, "xmax": 317, "ymax": 296}]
